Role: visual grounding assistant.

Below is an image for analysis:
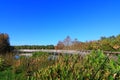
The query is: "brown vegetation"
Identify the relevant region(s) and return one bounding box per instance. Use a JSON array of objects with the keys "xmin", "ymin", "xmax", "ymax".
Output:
[
  {"xmin": 0, "ymin": 33, "xmax": 10, "ymax": 54},
  {"xmin": 56, "ymin": 35, "xmax": 120, "ymax": 51}
]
